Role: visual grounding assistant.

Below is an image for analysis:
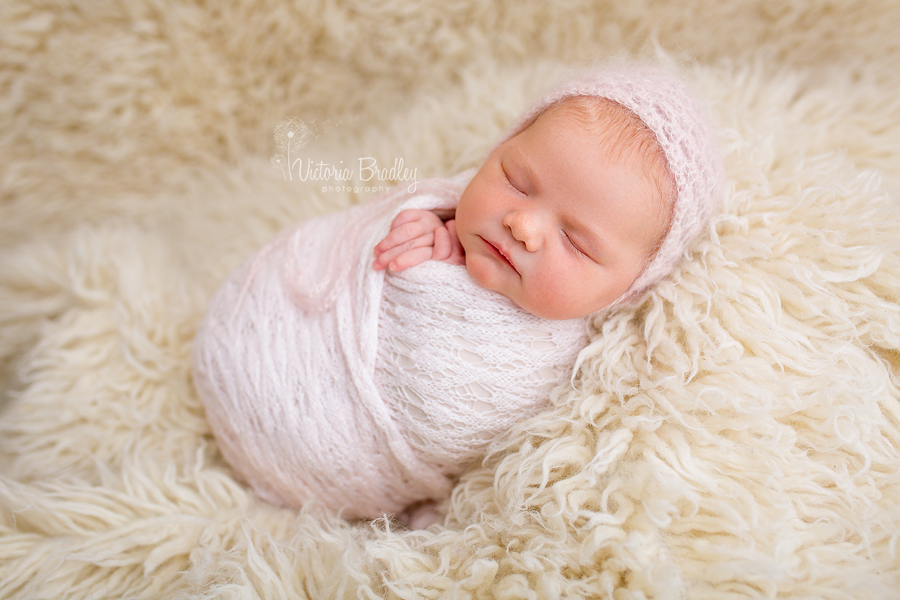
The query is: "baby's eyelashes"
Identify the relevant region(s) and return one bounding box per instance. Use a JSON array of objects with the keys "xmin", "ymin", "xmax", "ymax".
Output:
[
  {"xmin": 502, "ymin": 165, "xmax": 526, "ymax": 195},
  {"xmin": 562, "ymin": 231, "xmax": 602, "ymax": 264},
  {"xmin": 563, "ymin": 232, "xmax": 585, "ymax": 255}
]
